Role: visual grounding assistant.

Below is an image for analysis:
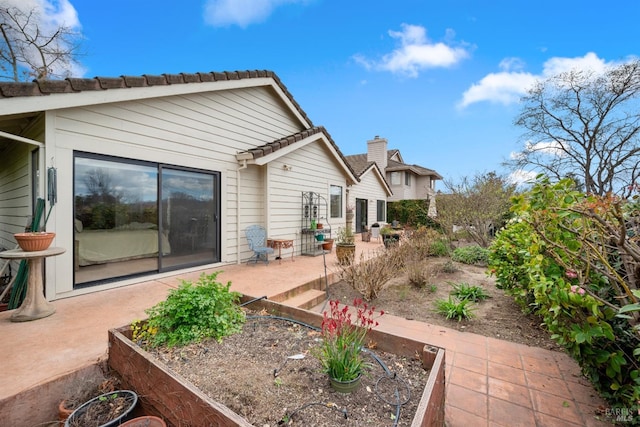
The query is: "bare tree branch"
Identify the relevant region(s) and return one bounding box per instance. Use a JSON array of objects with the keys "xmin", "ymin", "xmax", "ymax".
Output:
[
  {"xmin": 0, "ymin": 4, "xmax": 83, "ymax": 81},
  {"xmin": 507, "ymin": 62, "xmax": 640, "ymax": 197}
]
